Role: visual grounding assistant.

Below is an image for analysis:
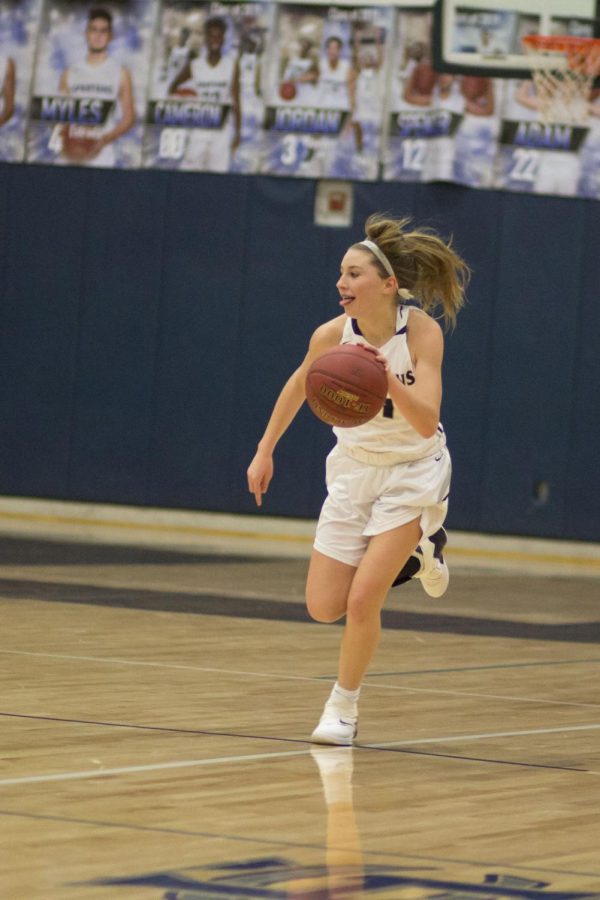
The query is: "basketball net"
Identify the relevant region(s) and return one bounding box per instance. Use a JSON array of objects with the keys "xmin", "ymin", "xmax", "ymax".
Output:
[{"xmin": 522, "ymin": 34, "xmax": 600, "ymax": 125}]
